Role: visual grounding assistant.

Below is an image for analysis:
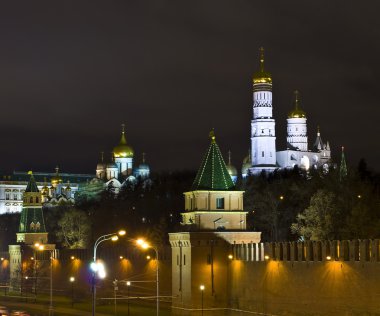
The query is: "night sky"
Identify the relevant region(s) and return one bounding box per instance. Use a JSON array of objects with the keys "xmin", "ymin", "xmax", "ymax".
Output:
[{"xmin": 0, "ymin": 1, "xmax": 379, "ymax": 174}]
